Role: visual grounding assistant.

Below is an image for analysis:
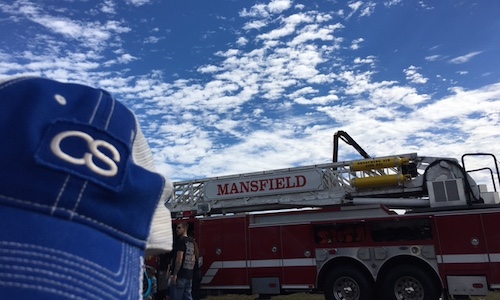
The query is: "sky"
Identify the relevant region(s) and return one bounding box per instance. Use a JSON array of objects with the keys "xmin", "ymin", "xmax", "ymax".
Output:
[{"xmin": 1, "ymin": 0, "xmax": 499, "ymax": 190}]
